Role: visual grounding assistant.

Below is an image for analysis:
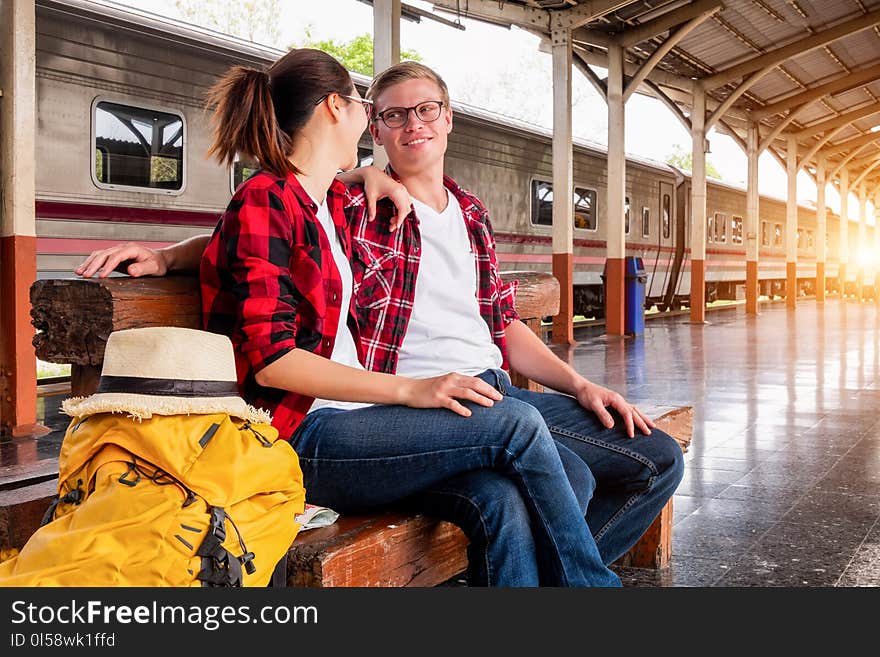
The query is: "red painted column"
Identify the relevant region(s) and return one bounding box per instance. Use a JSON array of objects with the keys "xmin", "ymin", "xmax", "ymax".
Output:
[
  {"xmin": 0, "ymin": 235, "xmax": 39, "ymax": 435},
  {"xmin": 787, "ymin": 261, "xmax": 797, "ymax": 309},
  {"xmin": 552, "ymin": 252, "xmax": 575, "ymax": 345},
  {"xmin": 746, "ymin": 260, "xmax": 759, "ymax": 315},
  {"xmin": 690, "ymin": 259, "xmax": 706, "ymax": 323},
  {"xmin": 605, "ymin": 257, "xmax": 625, "ymax": 336},
  {"xmin": 816, "ymin": 261, "xmax": 825, "ymax": 303}
]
